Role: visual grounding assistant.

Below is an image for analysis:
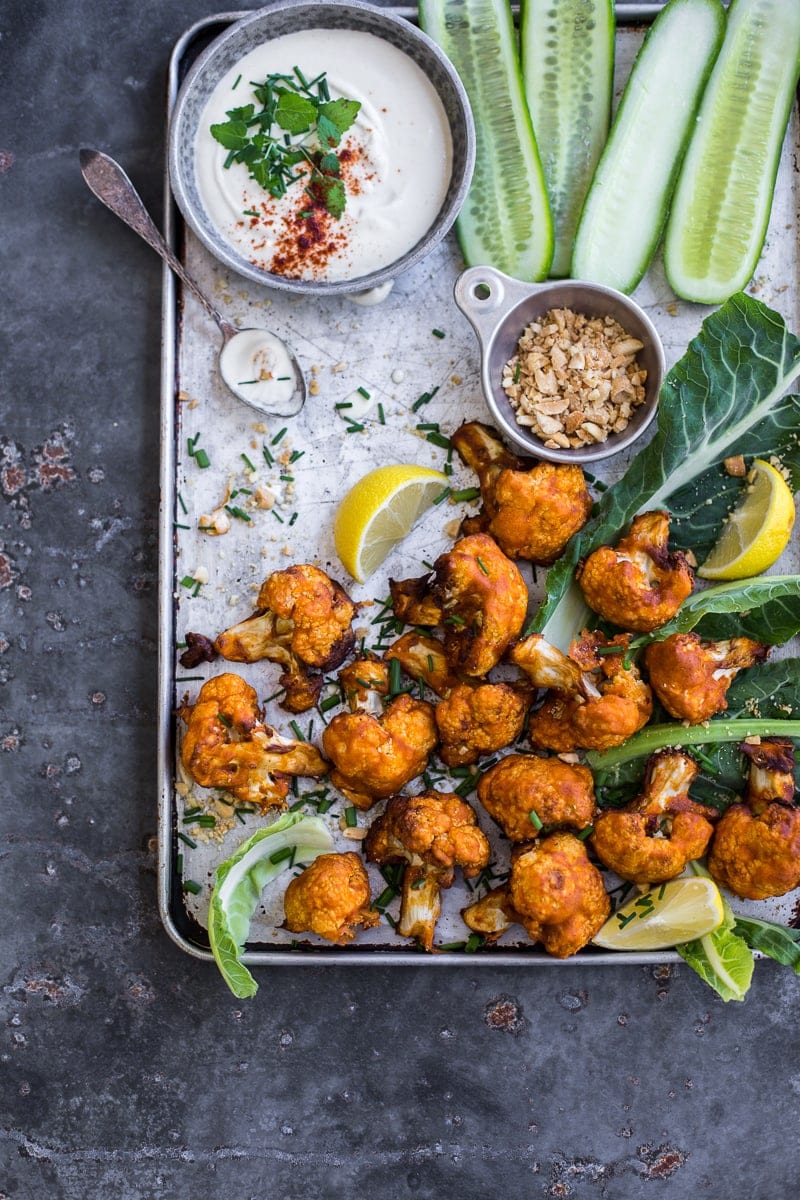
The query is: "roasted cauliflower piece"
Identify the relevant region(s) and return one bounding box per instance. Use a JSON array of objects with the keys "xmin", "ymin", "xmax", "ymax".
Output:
[
  {"xmin": 431, "ymin": 533, "xmax": 529, "ymax": 676},
  {"xmin": 388, "ymin": 575, "xmax": 442, "ymax": 627},
  {"xmin": 180, "ymin": 673, "xmax": 328, "ymax": 811},
  {"xmin": 463, "ymin": 833, "xmax": 610, "ymax": 957},
  {"xmin": 511, "ymin": 631, "xmax": 652, "ymax": 752},
  {"xmin": 708, "ymin": 739, "xmax": 800, "ymax": 900},
  {"xmin": 590, "ymin": 750, "xmax": 716, "ymax": 884},
  {"xmin": 643, "ymin": 632, "xmax": 769, "ymax": 724},
  {"xmin": 477, "ymin": 753, "xmax": 596, "ymax": 842},
  {"xmin": 576, "ymin": 510, "xmax": 694, "ymax": 632},
  {"xmin": 338, "ymin": 656, "xmax": 389, "ymax": 710},
  {"xmin": 283, "ymin": 852, "xmax": 380, "ymax": 945},
  {"xmin": 322, "ymin": 685, "xmax": 437, "ymax": 809},
  {"xmin": 384, "ymin": 632, "xmax": 461, "ymax": 698},
  {"xmin": 215, "ymin": 564, "xmax": 356, "ymax": 712},
  {"xmin": 364, "ymin": 790, "xmax": 490, "ymax": 951},
  {"xmin": 435, "ymin": 682, "xmax": 531, "ymax": 767},
  {"xmin": 451, "ymin": 420, "xmax": 593, "ymax": 564}
]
